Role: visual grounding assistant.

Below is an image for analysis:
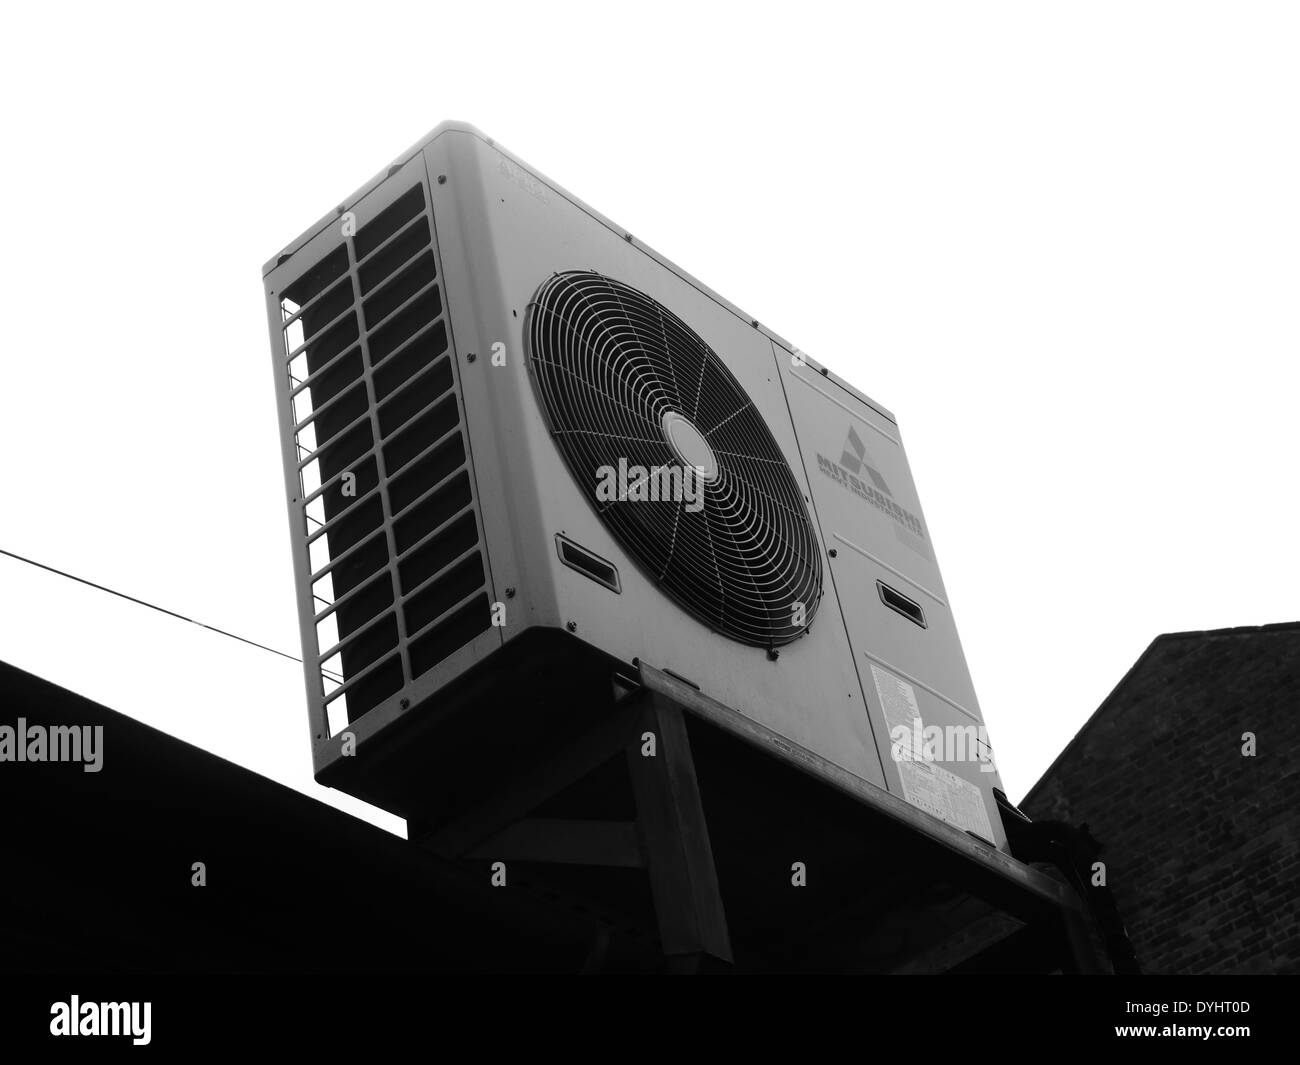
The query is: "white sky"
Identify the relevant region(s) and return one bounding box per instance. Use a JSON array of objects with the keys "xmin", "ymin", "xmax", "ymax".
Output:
[{"xmin": 2, "ymin": 3, "xmax": 1296, "ymax": 833}]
